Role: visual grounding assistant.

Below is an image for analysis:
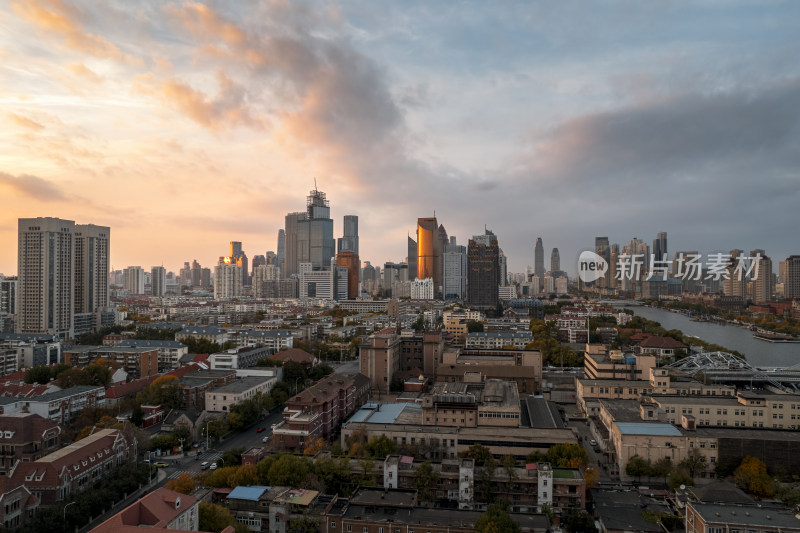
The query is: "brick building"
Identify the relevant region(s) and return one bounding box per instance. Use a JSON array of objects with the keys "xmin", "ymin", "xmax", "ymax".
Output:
[
  {"xmin": 273, "ymin": 373, "xmax": 370, "ymax": 450},
  {"xmin": 89, "ymin": 488, "xmax": 207, "ymax": 533},
  {"xmin": 0, "ymin": 413, "xmax": 61, "ymax": 476},
  {"xmin": 64, "ymin": 346, "xmax": 159, "ymax": 380}
]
